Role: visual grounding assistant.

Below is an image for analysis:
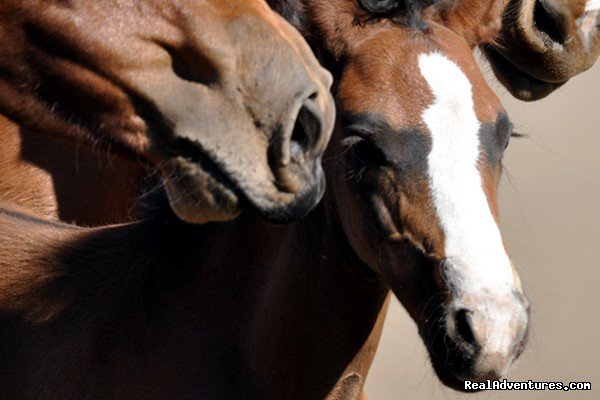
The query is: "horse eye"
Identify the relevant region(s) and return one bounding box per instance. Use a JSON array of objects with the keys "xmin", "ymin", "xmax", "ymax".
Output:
[{"xmin": 346, "ymin": 136, "xmax": 387, "ymax": 167}]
